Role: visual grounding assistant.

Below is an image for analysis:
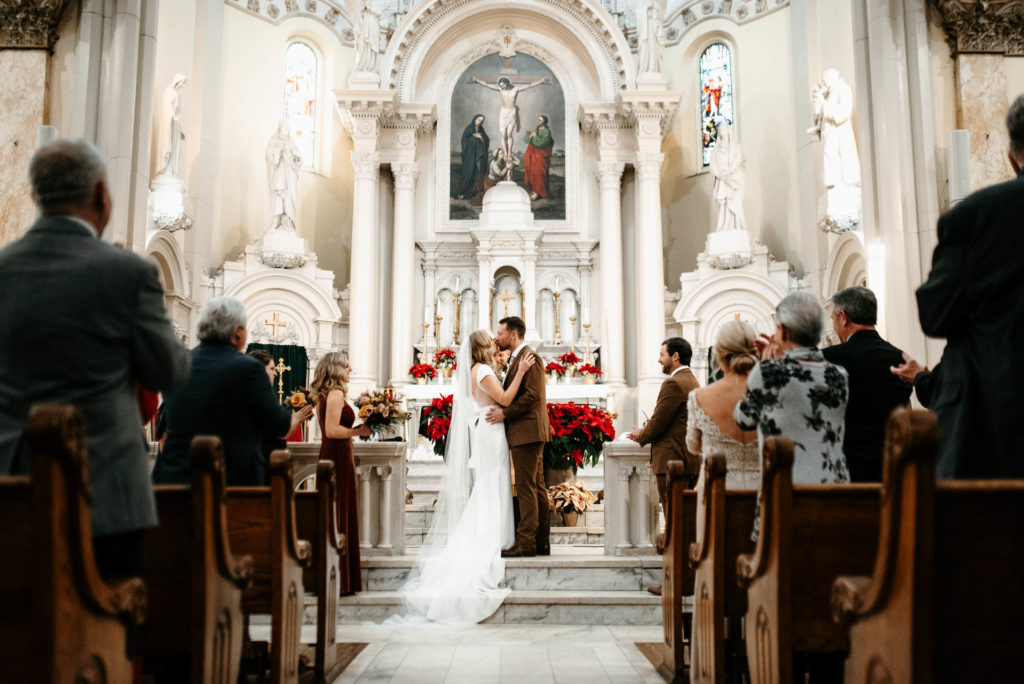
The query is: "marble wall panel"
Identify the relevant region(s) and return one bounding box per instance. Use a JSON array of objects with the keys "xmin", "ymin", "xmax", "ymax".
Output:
[
  {"xmin": 957, "ymin": 54, "xmax": 1015, "ymax": 190},
  {"xmin": 0, "ymin": 50, "xmax": 47, "ymax": 246}
]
